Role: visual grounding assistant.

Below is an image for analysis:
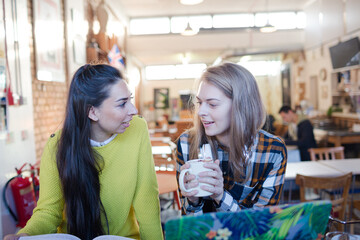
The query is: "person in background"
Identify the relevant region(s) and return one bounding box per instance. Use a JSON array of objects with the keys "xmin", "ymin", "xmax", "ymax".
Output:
[
  {"xmin": 176, "ymin": 62, "xmax": 287, "ymax": 215},
  {"xmin": 4, "ymin": 64, "xmax": 163, "ymax": 240},
  {"xmin": 278, "ymin": 105, "xmax": 317, "ymax": 161}
]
